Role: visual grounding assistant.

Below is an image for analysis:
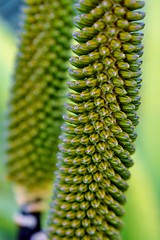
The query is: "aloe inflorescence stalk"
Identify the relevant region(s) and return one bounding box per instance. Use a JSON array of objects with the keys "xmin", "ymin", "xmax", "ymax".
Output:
[
  {"xmin": 47, "ymin": 0, "xmax": 145, "ymax": 239},
  {"xmin": 6, "ymin": 0, "xmax": 74, "ymax": 187}
]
